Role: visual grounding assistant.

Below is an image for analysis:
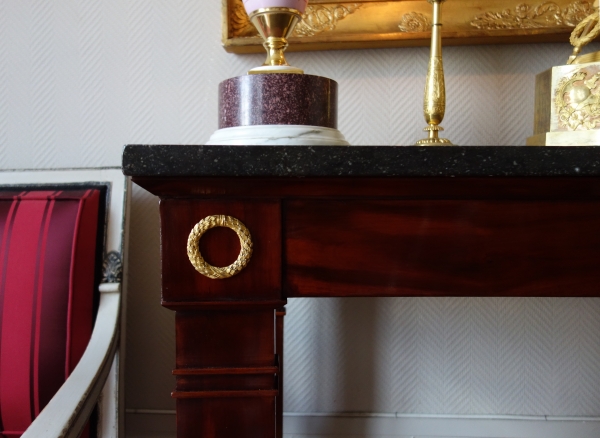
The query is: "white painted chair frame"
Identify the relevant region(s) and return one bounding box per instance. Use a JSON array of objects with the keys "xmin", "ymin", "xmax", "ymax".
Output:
[{"xmin": 0, "ymin": 168, "xmax": 129, "ymax": 438}]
